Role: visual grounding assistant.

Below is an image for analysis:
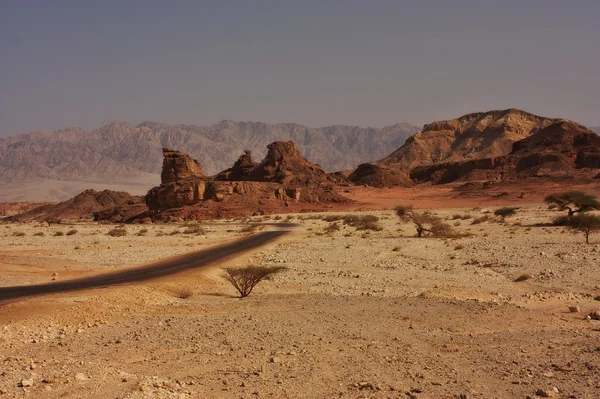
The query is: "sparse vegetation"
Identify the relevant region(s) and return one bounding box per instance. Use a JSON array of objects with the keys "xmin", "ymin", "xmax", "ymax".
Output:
[
  {"xmin": 107, "ymin": 228, "xmax": 127, "ymax": 237},
  {"xmin": 222, "ymin": 265, "xmax": 287, "ymax": 298},
  {"xmin": 175, "ymin": 287, "xmax": 194, "ymax": 299},
  {"xmin": 324, "ymin": 222, "xmax": 341, "ymax": 234},
  {"xmin": 395, "ymin": 205, "xmax": 460, "ymax": 237},
  {"xmin": 12, "ymin": 231, "xmax": 26, "ymax": 237},
  {"xmin": 66, "ymin": 229, "xmax": 78, "ymax": 236},
  {"xmin": 136, "ymin": 228, "xmax": 149, "ymax": 236},
  {"xmin": 514, "ymin": 274, "xmax": 533, "ymax": 282},
  {"xmin": 565, "ymin": 213, "xmax": 600, "ymax": 244},
  {"xmin": 54, "ymin": 231, "xmax": 65, "ymax": 236},
  {"xmin": 33, "ymin": 231, "xmax": 45, "ymax": 236},
  {"xmin": 341, "ymin": 215, "xmax": 383, "ymax": 231},
  {"xmin": 240, "ymin": 224, "xmax": 258, "ymax": 233},
  {"xmin": 494, "ymin": 207, "xmax": 519, "ymax": 222},
  {"xmin": 544, "ymin": 191, "xmax": 600, "ymax": 218},
  {"xmin": 471, "ymin": 215, "xmax": 493, "ymax": 225},
  {"xmin": 182, "ymin": 224, "xmax": 206, "ymax": 235}
]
